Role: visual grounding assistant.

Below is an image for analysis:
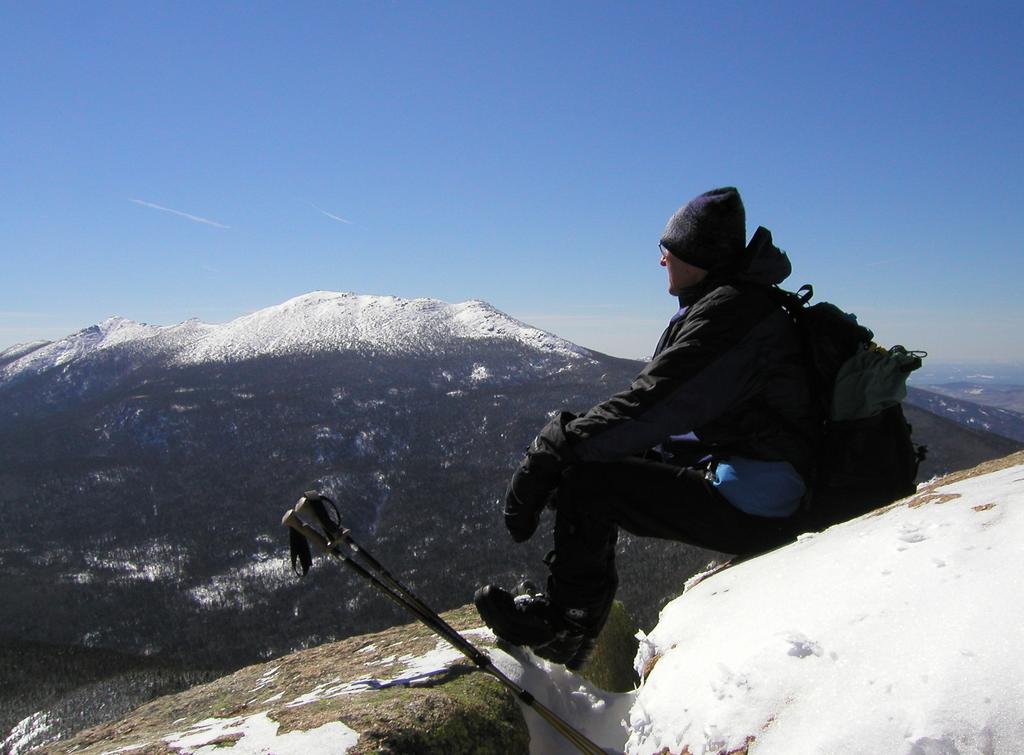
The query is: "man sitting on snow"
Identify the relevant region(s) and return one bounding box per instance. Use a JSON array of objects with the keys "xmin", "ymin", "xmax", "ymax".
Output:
[{"xmin": 475, "ymin": 187, "xmax": 817, "ymax": 669}]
